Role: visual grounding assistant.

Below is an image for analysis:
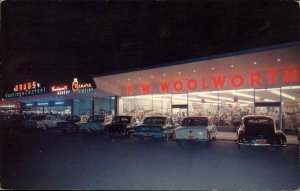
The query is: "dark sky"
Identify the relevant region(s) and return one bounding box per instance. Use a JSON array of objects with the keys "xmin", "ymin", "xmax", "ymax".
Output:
[{"xmin": 0, "ymin": 0, "xmax": 299, "ymax": 96}]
